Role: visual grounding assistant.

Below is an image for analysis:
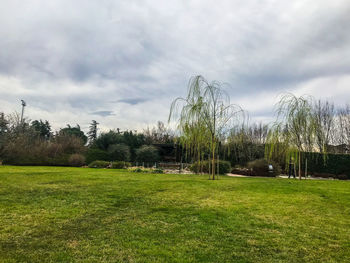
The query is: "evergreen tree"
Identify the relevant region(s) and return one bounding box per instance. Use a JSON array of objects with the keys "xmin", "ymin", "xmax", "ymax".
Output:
[
  {"xmin": 87, "ymin": 120, "xmax": 99, "ymax": 145},
  {"xmin": 31, "ymin": 120, "xmax": 51, "ymax": 139},
  {"xmin": 60, "ymin": 124, "xmax": 88, "ymax": 145}
]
